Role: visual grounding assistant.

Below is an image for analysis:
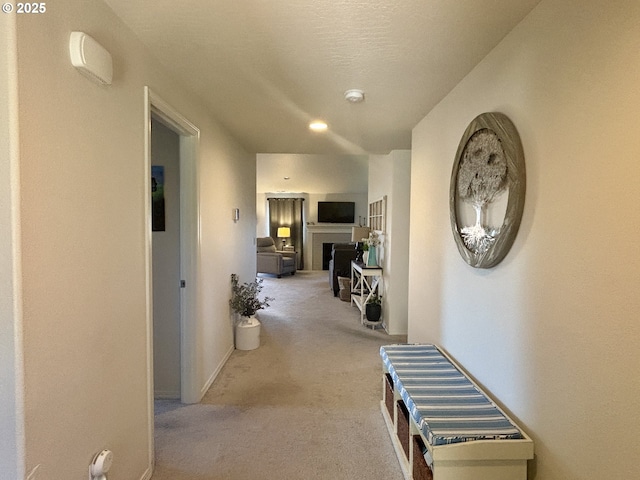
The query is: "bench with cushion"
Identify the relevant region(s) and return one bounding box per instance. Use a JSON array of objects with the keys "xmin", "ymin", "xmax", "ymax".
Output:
[{"xmin": 380, "ymin": 344, "xmax": 533, "ymax": 480}]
